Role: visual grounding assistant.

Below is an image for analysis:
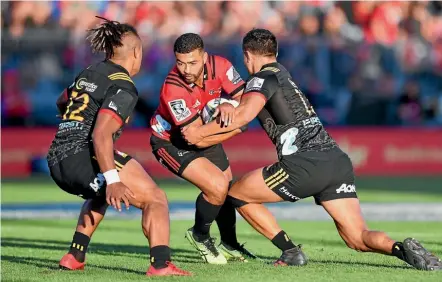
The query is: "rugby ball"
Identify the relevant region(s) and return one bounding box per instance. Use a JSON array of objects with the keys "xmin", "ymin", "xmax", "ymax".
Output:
[{"xmin": 202, "ymin": 98, "xmax": 239, "ymax": 124}]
